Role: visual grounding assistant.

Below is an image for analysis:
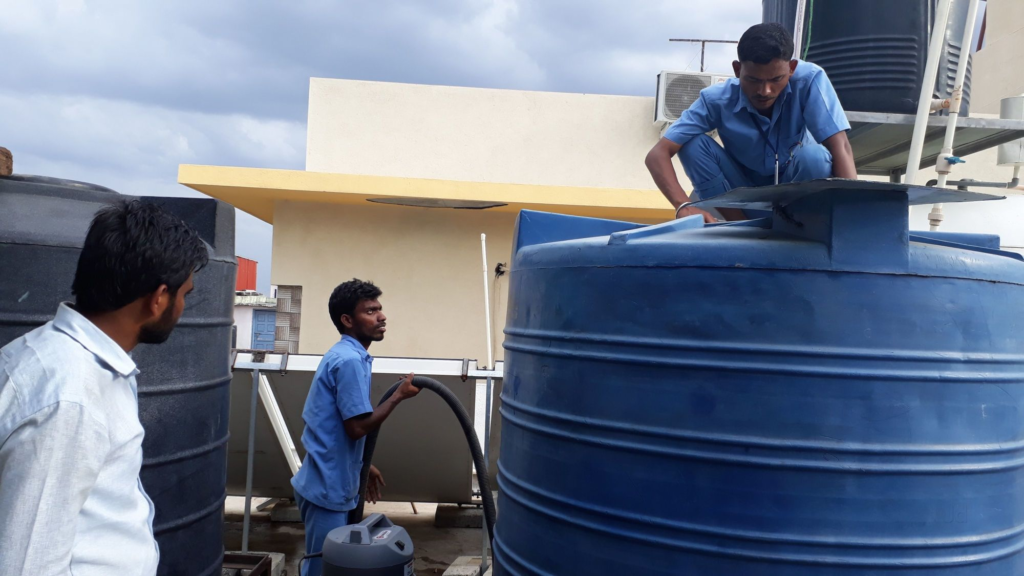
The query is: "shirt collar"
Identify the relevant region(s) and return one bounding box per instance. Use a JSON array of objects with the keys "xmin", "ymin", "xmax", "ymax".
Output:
[
  {"xmin": 52, "ymin": 303, "xmax": 139, "ymax": 377},
  {"xmin": 339, "ymin": 334, "xmax": 372, "ymax": 361}
]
